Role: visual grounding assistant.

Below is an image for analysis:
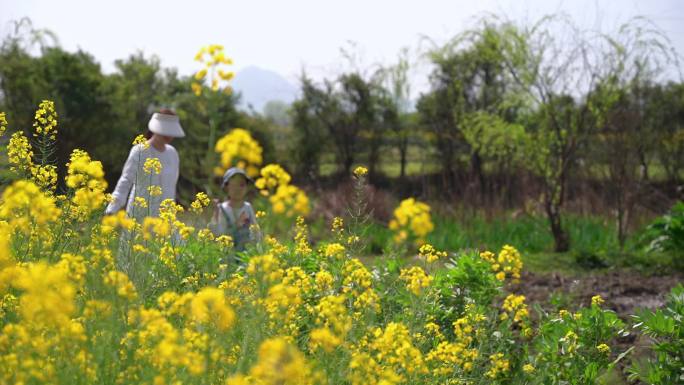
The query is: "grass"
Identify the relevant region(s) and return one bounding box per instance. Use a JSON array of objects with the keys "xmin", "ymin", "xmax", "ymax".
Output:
[{"xmin": 315, "ymin": 210, "xmax": 678, "ymax": 275}]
